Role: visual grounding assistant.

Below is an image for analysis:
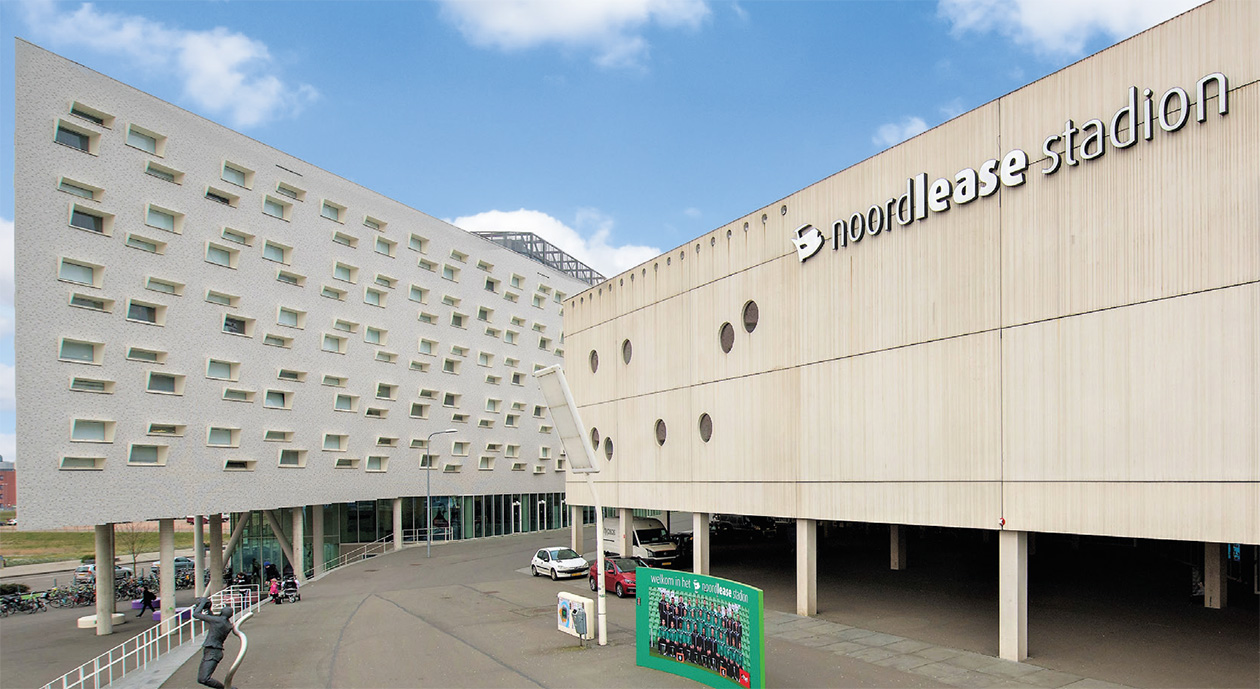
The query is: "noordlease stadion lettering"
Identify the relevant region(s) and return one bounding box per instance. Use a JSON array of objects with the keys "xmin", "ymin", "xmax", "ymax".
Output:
[{"xmin": 791, "ymin": 72, "xmax": 1231, "ymax": 262}]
